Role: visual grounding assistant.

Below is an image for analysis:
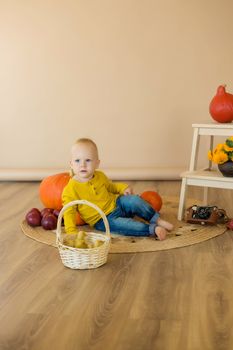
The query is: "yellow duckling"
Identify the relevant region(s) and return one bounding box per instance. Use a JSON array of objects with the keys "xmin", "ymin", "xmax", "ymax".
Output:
[
  {"xmin": 63, "ymin": 238, "xmax": 75, "ymax": 247},
  {"xmin": 74, "ymin": 238, "xmax": 88, "ymax": 249},
  {"xmin": 94, "ymin": 240, "xmax": 104, "ymax": 248}
]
